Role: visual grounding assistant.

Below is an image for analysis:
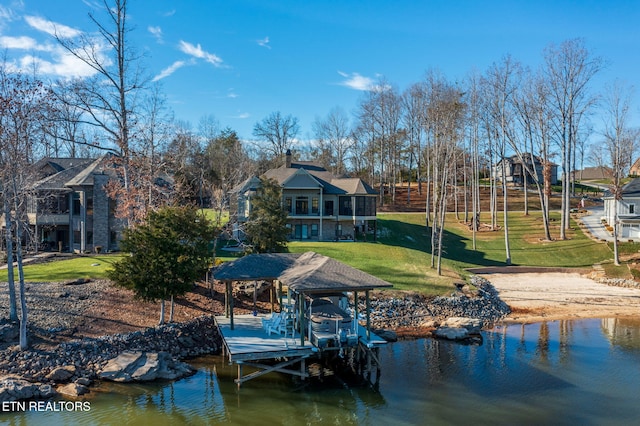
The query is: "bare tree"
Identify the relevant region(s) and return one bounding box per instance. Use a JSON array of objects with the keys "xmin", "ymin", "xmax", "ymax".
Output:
[
  {"xmin": 252, "ymin": 111, "xmax": 299, "ymax": 163},
  {"xmin": 0, "ymin": 66, "xmax": 52, "ymax": 349},
  {"xmin": 312, "ymin": 106, "xmax": 353, "ymax": 175},
  {"xmin": 602, "ymin": 80, "xmax": 638, "ymax": 265},
  {"xmin": 55, "ymin": 0, "xmax": 147, "ymax": 226},
  {"xmin": 543, "ymin": 39, "xmax": 603, "ymax": 239}
]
